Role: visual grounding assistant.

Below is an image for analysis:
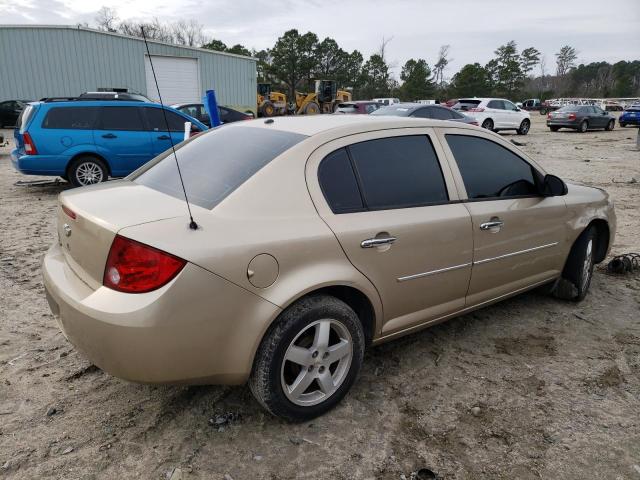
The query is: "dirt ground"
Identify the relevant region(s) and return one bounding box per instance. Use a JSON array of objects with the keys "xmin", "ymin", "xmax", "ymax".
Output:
[{"xmin": 1, "ymin": 115, "xmax": 639, "ymax": 480}]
